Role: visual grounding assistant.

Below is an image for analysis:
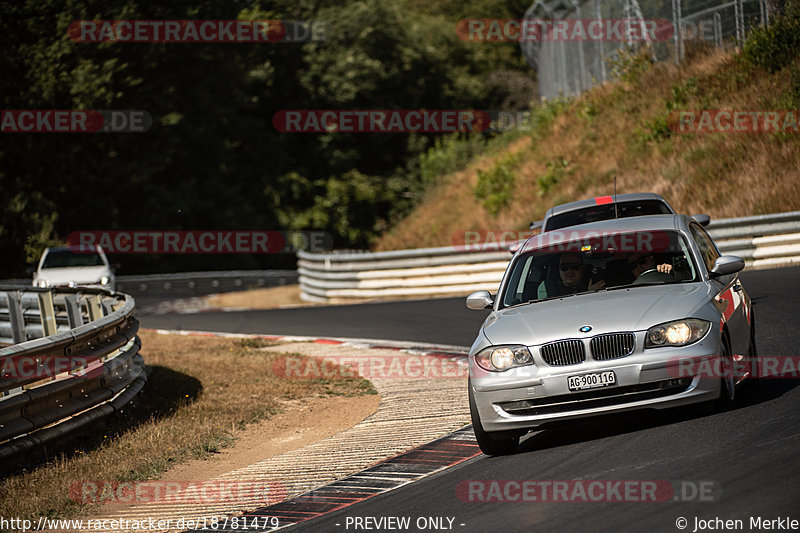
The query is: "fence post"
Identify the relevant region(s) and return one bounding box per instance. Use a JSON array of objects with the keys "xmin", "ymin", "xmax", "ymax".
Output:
[
  {"xmin": 64, "ymin": 294, "xmax": 84, "ymax": 328},
  {"xmin": 37, "ymin": 290, "xmax": 58, "ymax": 337},
  {"xmin": 671, "ymin": 0, "xmax": 683, "ymax": 64},
  {"xmin": 575, "ymin": 4, "xmax": 587, "ymax": 92},
  {"xmin": 594, "ymin": 0, "xmax": 607, "ymax": 82},
  {"xmin": 735, "ymin": 0, "xmax": 742, "ymax": 45},
  {"xmin": 86, "ymin": 295, "xmax": 104, "ymax": 323},
  {"xmin": 6, "ymin": 291, "xmax": 26, "ymax": 344}
]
